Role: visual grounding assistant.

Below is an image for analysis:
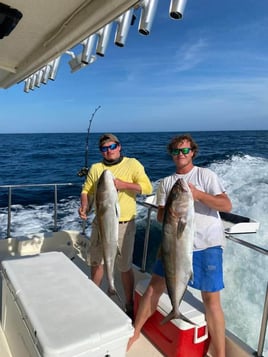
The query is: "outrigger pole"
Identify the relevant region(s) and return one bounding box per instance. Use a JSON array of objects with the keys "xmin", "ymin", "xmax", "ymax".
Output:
[{"xmin": 77, "ymin": 105, "xmax": 101, "ymax": 177}]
